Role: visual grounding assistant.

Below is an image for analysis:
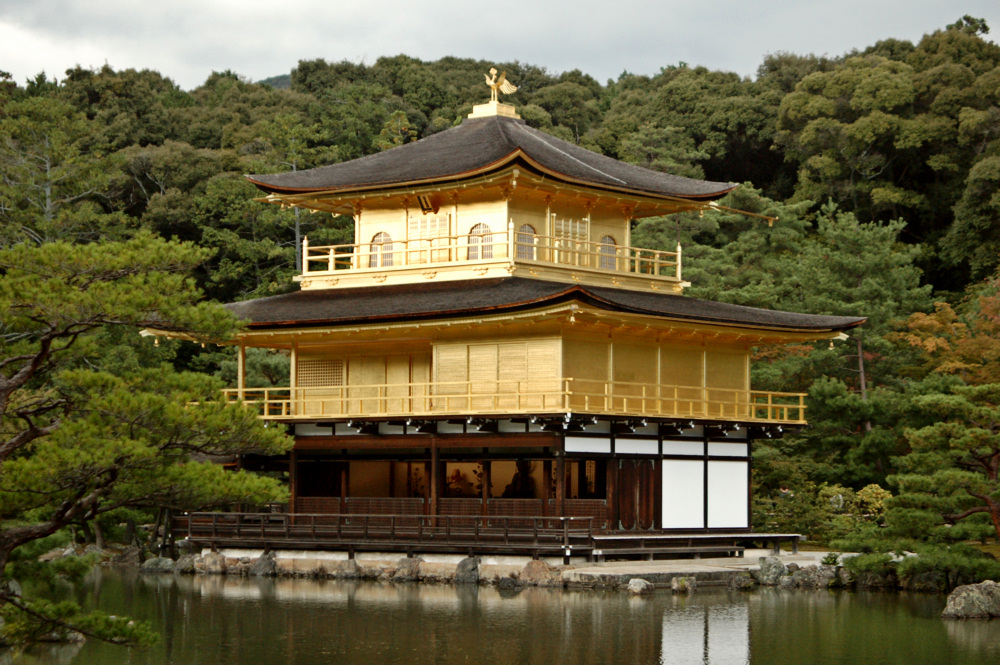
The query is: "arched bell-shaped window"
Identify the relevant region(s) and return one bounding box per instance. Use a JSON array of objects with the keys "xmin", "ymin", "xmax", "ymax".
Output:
[
  {"xmin": 598, "ymin": 235, "xmax": 618, "ymax": 271},
  {"xmin": 516, "ymin": 224, "xmax": 536, "ymax": 260},
  {"xmin": 369, "ymin": 232, "xmax": 393, "ymax": 268},
  {"xmin": 468, "ymin": 223, "xmax": 493, "ymax": 260}
]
